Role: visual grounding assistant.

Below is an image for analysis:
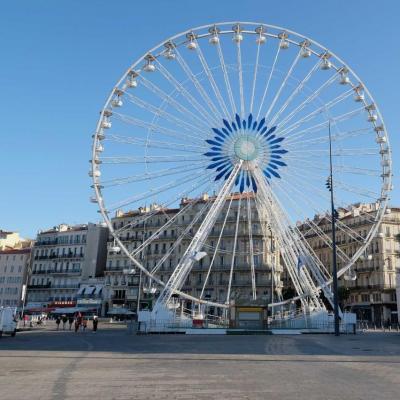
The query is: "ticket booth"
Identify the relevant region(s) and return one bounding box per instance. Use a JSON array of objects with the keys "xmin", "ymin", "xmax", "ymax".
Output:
[{"xmin": 229, "ymin": 302, "xmax": 268, "ymax": 329}]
